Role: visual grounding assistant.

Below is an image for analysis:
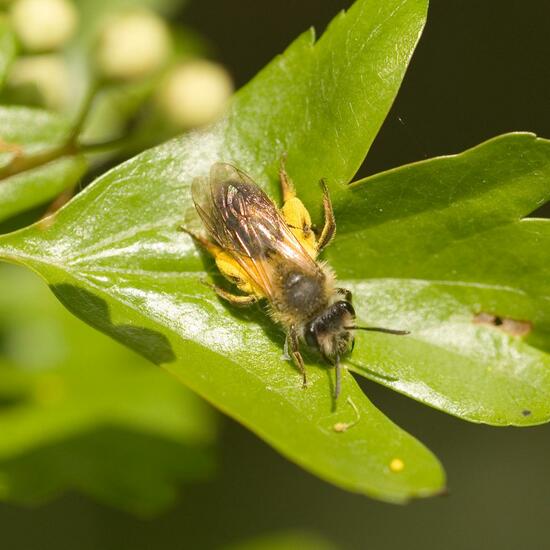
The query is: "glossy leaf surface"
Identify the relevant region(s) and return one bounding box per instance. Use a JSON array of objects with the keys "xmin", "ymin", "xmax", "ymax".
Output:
[{"xmin": 329, "ymin": 134, "xmax": 550, "ymax": 425}]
